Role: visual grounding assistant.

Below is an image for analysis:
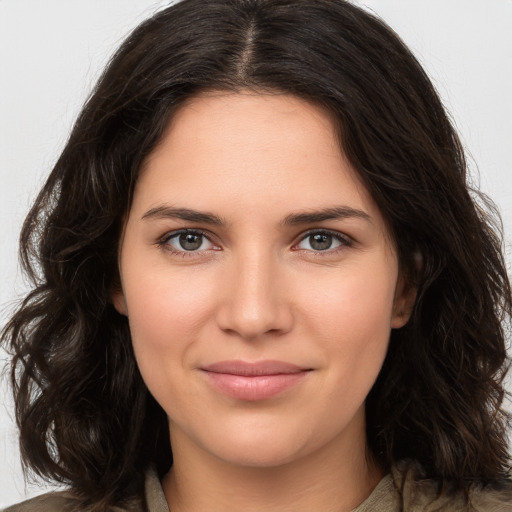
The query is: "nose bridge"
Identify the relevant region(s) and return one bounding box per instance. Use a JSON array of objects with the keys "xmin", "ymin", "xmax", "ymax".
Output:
[{"xmin": 216, "ymin": 244, "xmax": 292, "ymax": 339}]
